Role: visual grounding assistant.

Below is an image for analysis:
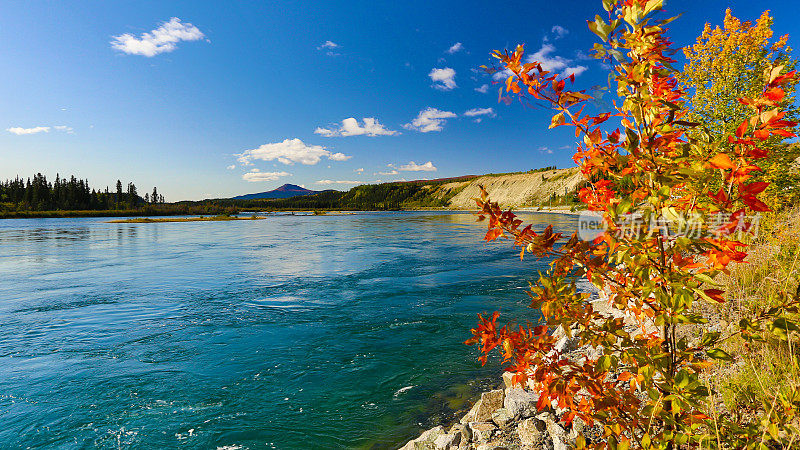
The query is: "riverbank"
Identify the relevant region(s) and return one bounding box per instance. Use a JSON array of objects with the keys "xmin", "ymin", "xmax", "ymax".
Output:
[
  {"xmin": 397, "ymin": 298, "xmax": 650, "ymax": 449},
  {"xmin": 0, "ymin": 207, "xmax": 583, "ymax": 219},
  {"xmin": 106, "ymin": 215, "xmax": 267, "ymax": 223}
]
